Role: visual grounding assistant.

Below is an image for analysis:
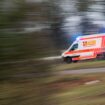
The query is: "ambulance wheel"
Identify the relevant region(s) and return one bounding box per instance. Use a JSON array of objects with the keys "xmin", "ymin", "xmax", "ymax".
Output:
[
  {"xmin": 96, "ymin": 53, "xmax": 105, "ymax": 60},
  {"xmin": 96, "ymin": 54, "xmax": 103, "ymax": 60},
  {"xmin": 102, "ymin": 53, "xmax": 105, "ymax": 60},
  {"xmin": 64, "ymin": 57, "xmax": 72, "ymax": 63},
  {"xmin": 73, "ymin": 60, "xmax": 78, "ymax": 63}
]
